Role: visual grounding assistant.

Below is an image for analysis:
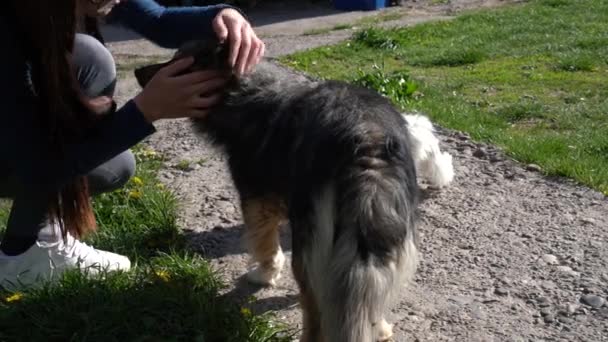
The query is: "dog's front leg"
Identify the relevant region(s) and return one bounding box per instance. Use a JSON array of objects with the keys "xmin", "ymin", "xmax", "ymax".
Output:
[{"xmin": 241, "ymin": 195, "xmax": 286, "ymax": 286}]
